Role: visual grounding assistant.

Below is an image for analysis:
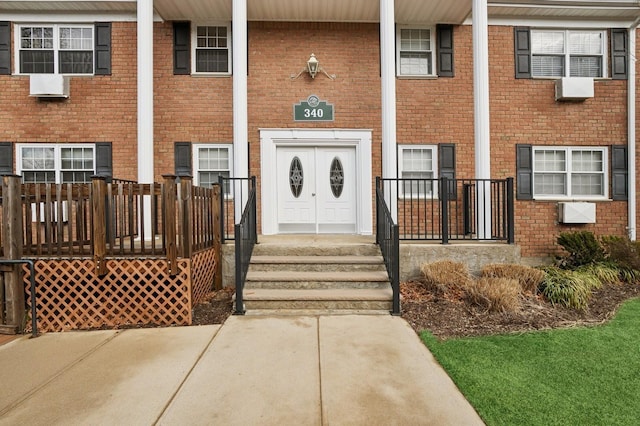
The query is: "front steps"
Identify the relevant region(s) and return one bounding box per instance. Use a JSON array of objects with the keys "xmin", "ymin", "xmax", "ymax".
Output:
[{"xmin": 238, "ymin": 236, "xmax": 393, "ymax": 314}]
